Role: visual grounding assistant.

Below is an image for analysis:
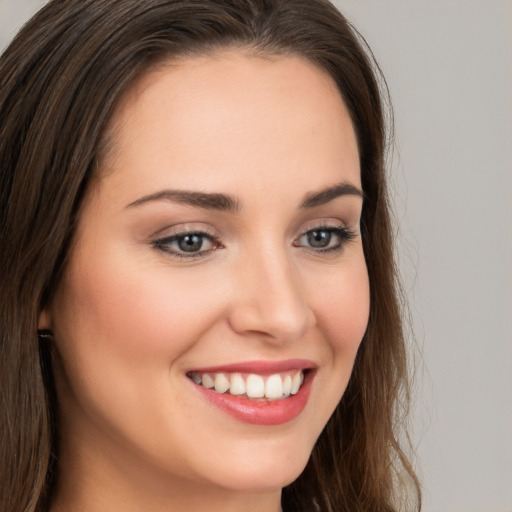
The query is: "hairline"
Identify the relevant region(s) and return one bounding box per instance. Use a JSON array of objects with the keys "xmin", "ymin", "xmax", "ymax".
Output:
[{"xmin": 96, "ymin": 44, "xmax": 345, "ymax": 173}]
